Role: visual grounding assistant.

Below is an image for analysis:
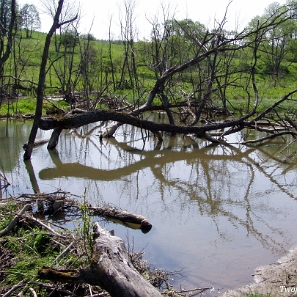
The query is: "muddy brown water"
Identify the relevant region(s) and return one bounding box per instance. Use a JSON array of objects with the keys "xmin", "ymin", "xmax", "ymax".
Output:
[{"xmin": 1, "ymin": 118, "xmax": 297, "ymax": 294}]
